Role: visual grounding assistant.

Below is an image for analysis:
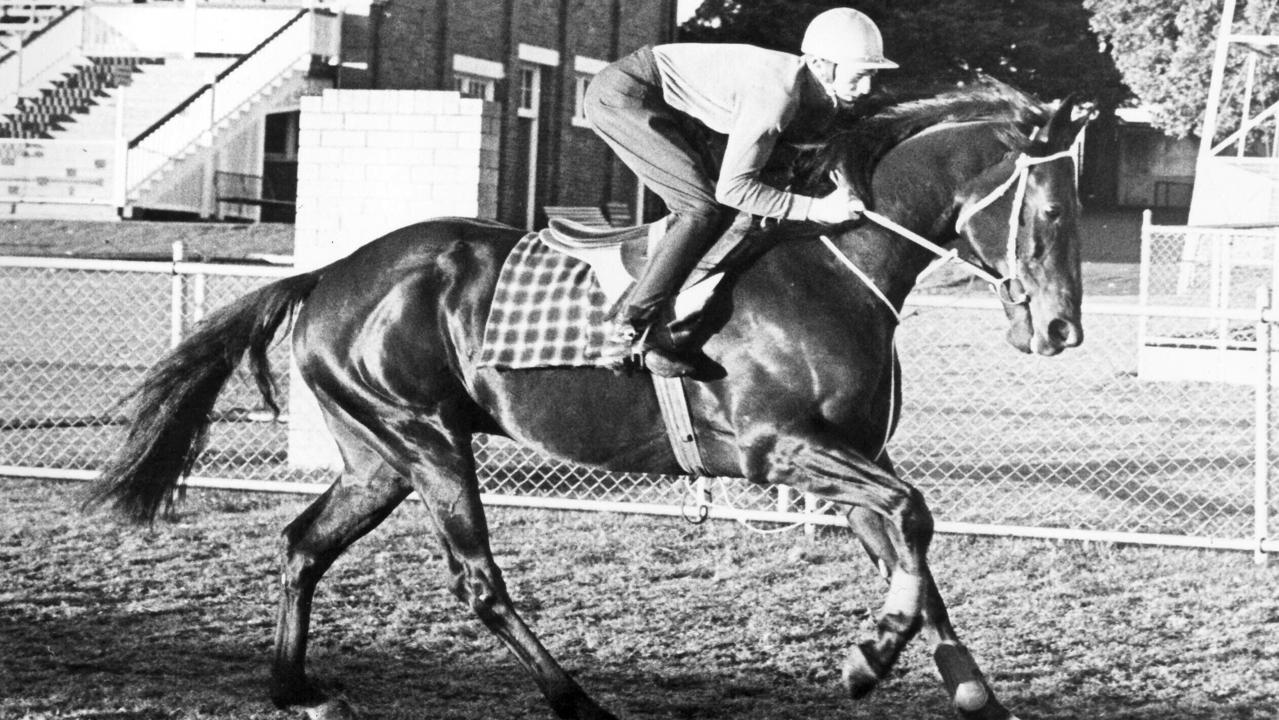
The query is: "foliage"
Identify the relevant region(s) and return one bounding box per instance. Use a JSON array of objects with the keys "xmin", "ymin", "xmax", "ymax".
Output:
[
  {"xmin": 1086, "ymin": 0, "xmax": 1279, "ymax": 143},
  {"xmin": 679, "ymin": 0, "xmax": 1130, "ymax": 112}
]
